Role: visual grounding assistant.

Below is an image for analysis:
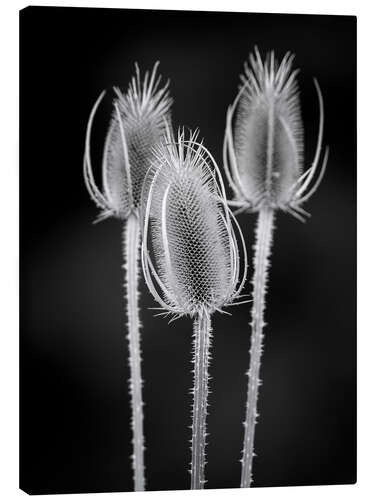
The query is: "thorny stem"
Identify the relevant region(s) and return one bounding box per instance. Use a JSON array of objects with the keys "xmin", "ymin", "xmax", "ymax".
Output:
[
  {"xmin": 191, "ymin": 311, "xmax": 212, "ymax": 489},
  {"xmin": 123, "ymin": 213, "xmax": 145, "ymax": 491},
  {"xmin": 241, "ymin": 208, "xmax": 274, "ymax": 488}
]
